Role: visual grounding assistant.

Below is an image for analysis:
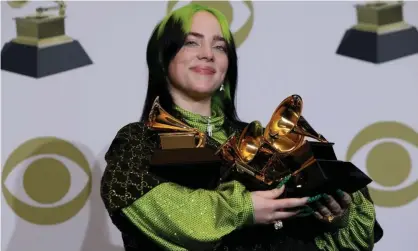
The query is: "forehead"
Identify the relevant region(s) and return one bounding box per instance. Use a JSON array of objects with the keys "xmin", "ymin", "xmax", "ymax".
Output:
[{"xmin": 190, "ymin": 11, "xmax": 223, "ymax": 35}]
